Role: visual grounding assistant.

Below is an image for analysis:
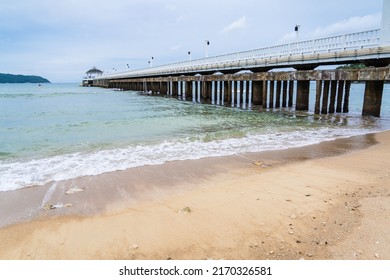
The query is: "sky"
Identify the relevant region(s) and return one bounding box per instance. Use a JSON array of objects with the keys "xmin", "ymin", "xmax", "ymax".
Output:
[{"xmin": 0, "ymin": 0, "xmax": 384, "ymax": 83}]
